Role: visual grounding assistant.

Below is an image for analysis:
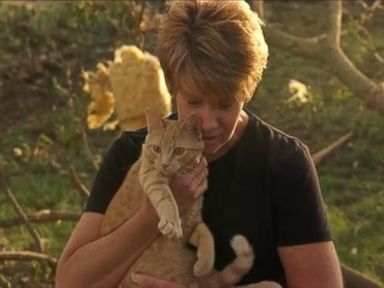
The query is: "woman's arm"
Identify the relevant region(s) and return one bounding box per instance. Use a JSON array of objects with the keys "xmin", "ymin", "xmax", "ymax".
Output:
[
  {"xmin": 55, "ymin": 203, "xmax": 159, "ymax": 288},
  {"xmin": 278, "ymin": 241, "xmax": 343, "ymax": 288},
  {"xmin": 55, "ymin": 157, "xmax": 208, "ymax": 288}
]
